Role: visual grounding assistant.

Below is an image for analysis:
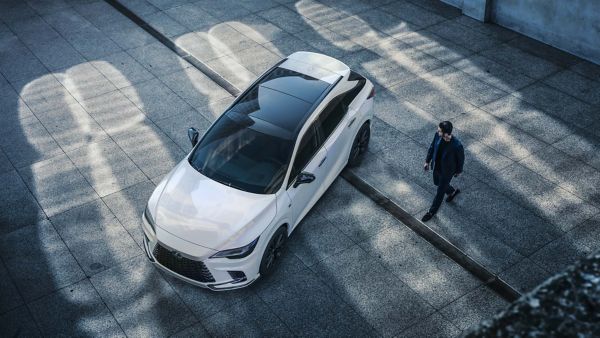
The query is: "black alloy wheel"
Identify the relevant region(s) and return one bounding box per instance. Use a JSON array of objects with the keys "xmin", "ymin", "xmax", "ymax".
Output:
[
  {"xmin": 259, "ymin": 226, "xmax": 287, "ymax": 276},
  {"xmin": 348, "ymin": 122, "xmax": 370, "ymax": 167}
]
